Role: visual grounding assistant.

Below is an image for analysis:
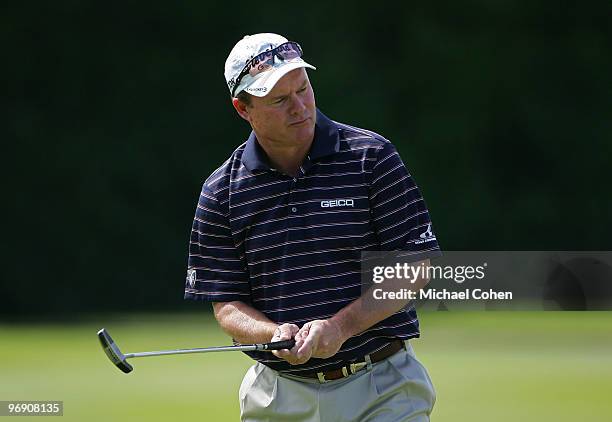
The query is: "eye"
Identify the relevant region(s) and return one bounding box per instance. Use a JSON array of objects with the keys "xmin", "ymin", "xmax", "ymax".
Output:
[{"xmin": 298, "ymin": 86, "xmax": 307, "ymax": 92}]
